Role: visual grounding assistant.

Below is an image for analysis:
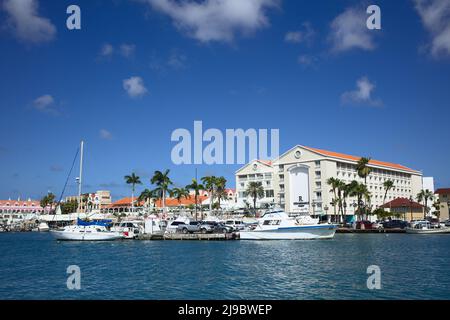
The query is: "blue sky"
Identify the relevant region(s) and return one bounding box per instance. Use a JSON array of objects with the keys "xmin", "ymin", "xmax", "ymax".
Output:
[{"xmin": 0, "ymin": 0, "xmax": 449, "ymax": 201}]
